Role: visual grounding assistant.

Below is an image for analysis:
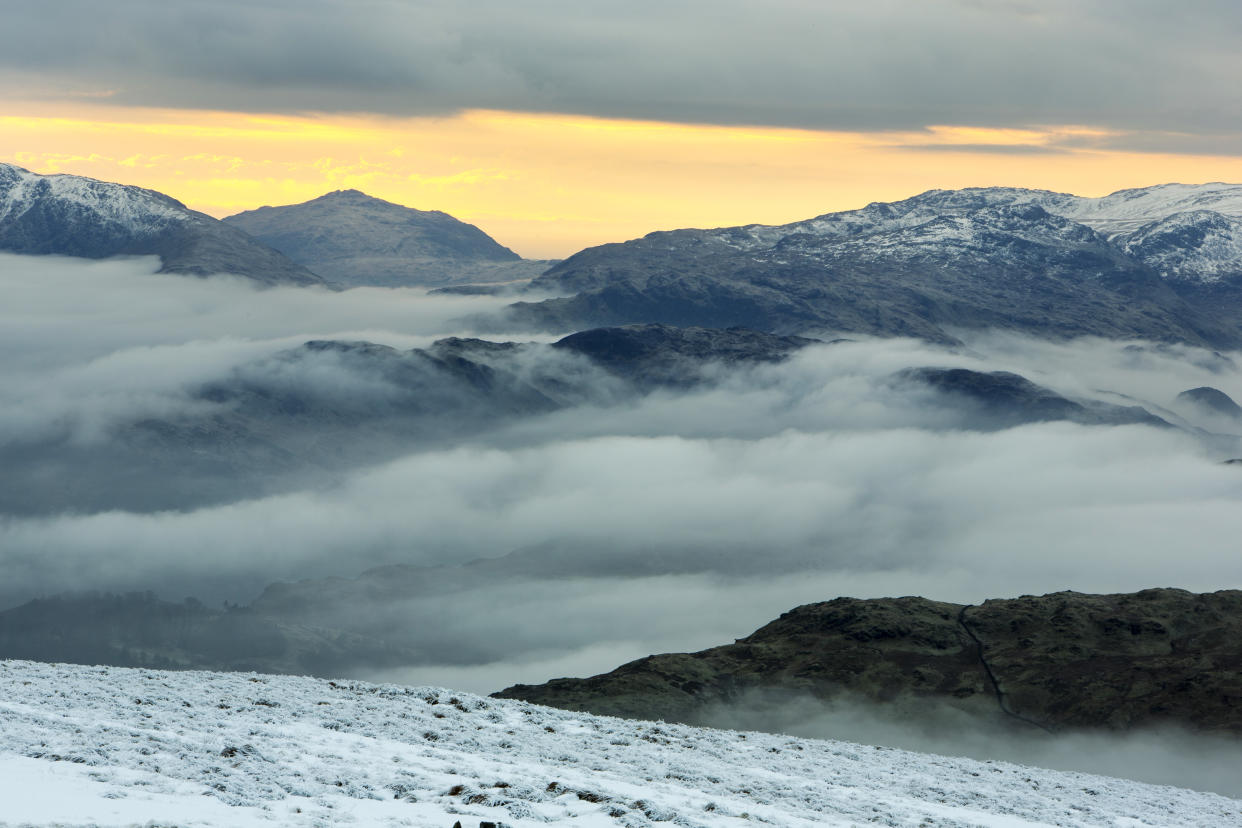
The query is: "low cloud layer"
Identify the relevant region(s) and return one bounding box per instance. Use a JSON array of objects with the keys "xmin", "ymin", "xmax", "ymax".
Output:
[
  {"xmin": 5, "ymin": 252, "xmax": 1242, "ymax": 794},
  {"xmin": 2, "ymin": 254, "xmax": 1242, "ymax": 734},
  {"xmin": 698, "ymin": 692, "xmax": 1242, "ymax": 798},
  {"xmin": 3, "ymin": 2, "xmax": 1241, "ymax": 153},
  {"xmin": 4, "ymin": 253, "xmax": 1242, "ymax": 595},
  {"xmin": 0, "ymin": 253, "xmax": 524, "ymax": 444}
]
